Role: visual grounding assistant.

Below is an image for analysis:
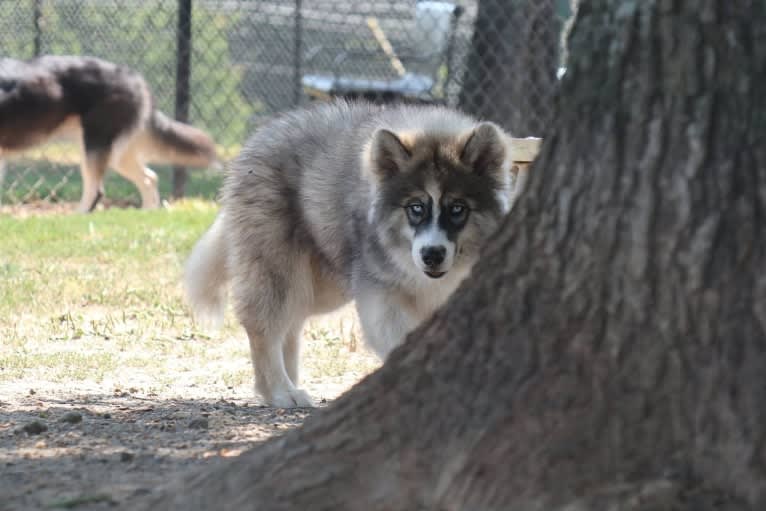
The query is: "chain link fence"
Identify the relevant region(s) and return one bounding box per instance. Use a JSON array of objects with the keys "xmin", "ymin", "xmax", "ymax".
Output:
[{"xmin": 0, "ymin": 0, "xmax": 572, "ymax": 208}]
